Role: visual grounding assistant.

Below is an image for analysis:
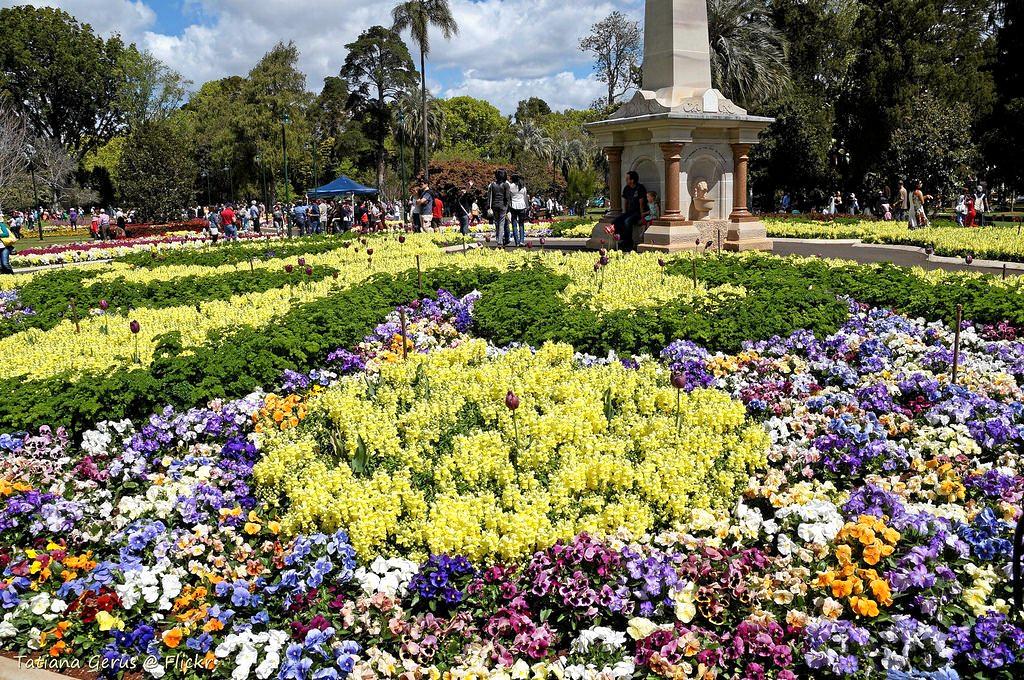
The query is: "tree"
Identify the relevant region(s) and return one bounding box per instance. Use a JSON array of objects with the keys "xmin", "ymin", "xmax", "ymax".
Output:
[
  {"xmin": 707, "ymin": 0, "xmax": 791, "ymax": 109},
  {"xmin": 884, "ymin": 93, "xmax": 976, "ymax": 200},
  {"xmin": 117, "ymin": 119, "xmax": 197, "ymax": 221},
  {"xmin": 117, "ymin": 47, "xmax": 190, "ymax": 127},
  {"xmin": 395, "ymin": 90, "xmax": 444, "ymax": 177},
  {"xmin": 834, "ymin": 0, "xmax": 993, "ymax": 189},
  {"xmin": 579, "ymin": 11, "xmax": 642, "ymax": 109},
  {"xmin": 565, "ymin": 167, "xmax": 601, "ymax": 216},
  {"xmin": 438, "ymin": 96, "xmax": 509, "ymax": 161},
  {"xmin": 0, "ymin": 108, "xmax": 28, "ymax": 212},
  {"xmin": 0, "ymin": 5, "xmax": 130, "ymax": 160},
  {"xmin": 514, "ymin": 97, "xmax": 552, "ymax": 125},
  {"xmin": 340, "ymin": 26, "xmax": 418, "ymax": 191},
  {"xmin": 29, "ymin": 137, "xmax": 76, "ymax": 209},
  {"xmin": 392, "ymin": 0, "xmax": 459, "ymax": 181},
  {"xmin": 984, "ymin": 0, "xmax": 1023, "ymax": 199},
  {"xmin": 514, "ymin": 121, "xmax": 553, "ymax": 164}
]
